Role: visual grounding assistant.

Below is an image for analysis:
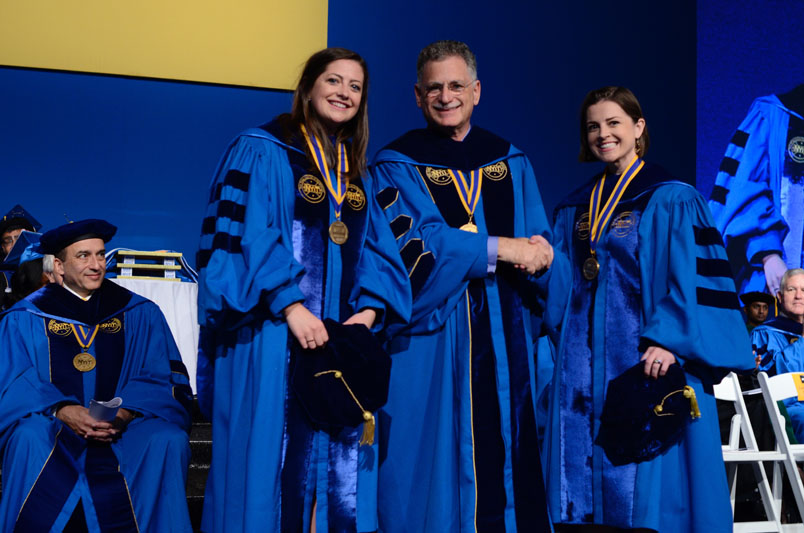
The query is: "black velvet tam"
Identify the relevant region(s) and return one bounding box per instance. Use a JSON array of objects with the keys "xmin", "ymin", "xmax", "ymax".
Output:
[
  {"xmin": 595, "ymin": 362, "xmax": 696, "ymax": 466},
  {"xmin": 290, "ymin": 319, "xmax": 391, "ymax": 432},
  {"xmin": 39, "ymin": 219, "xmax": 117, "ymax": 255}
]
